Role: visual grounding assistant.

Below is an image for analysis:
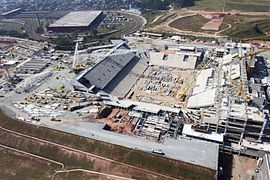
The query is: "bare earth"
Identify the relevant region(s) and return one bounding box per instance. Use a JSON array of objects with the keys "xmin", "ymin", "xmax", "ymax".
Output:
[{"xmin": 231, "ymin": 155, "xmax": 257, "ymax": 180}]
